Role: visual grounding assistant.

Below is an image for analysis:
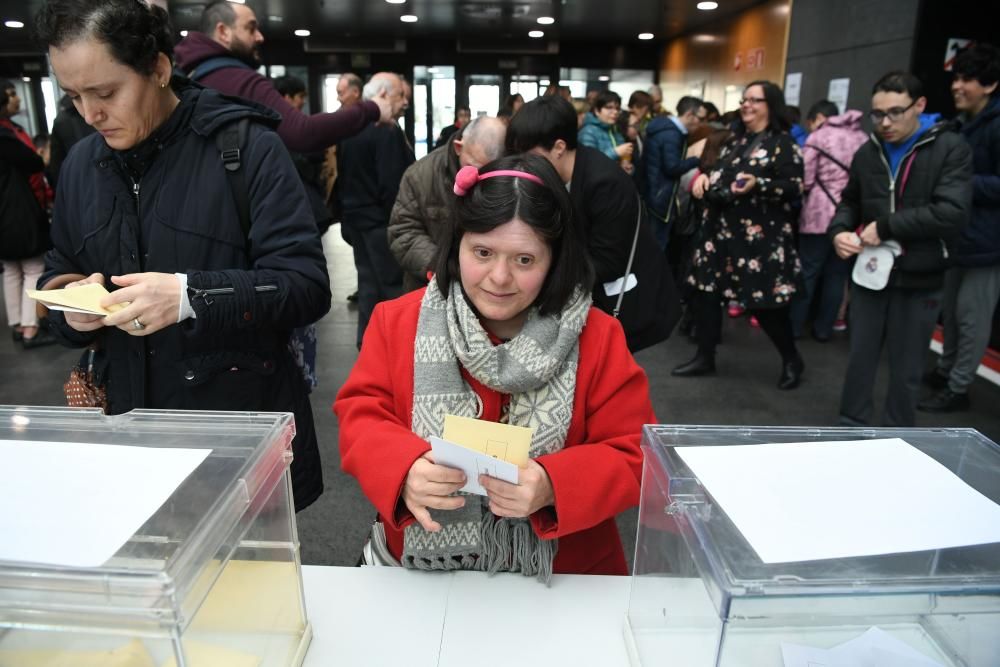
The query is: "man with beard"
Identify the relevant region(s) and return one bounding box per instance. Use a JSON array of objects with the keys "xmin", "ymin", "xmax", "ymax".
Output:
[{"xmin": 174, "ymin": 1, "xmax": 393, "ymax": 153}]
